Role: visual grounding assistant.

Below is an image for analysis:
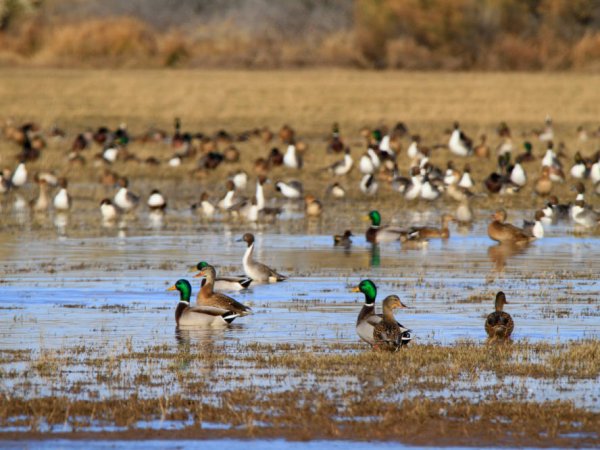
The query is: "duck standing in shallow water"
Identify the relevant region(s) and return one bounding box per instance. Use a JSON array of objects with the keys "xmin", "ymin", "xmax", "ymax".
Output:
[
  {"xmin": 114, "ymin": 178, "xmax": 139, "ymax": 212},
  {"xmin": 167, "ymin": 279, "xmax": 240, "ymax": 327},
  {"xmin": 194, "ymin": 263, "xmax": 252, "ymax": 316},
  {"xmin": 485, "ymin": 291, "xmax": 514, "ymax": 341},
  {"xmin": 53, "ymin": 178, "xmax": 72, "ymax": 211},
  {"xmin": 239, "ymin": 233, "xmax": 287, "ymax": 283},
  {"xmin": 353, "ymin": 280, "xmax": 411, "ymax": 349},
  {"xmin": 488, "ymin": 209, "xmax": 534, "ymax": 245},
  {"xmin": 365, "ymin": 210, "xmax": 408, "ymax": 244}
]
